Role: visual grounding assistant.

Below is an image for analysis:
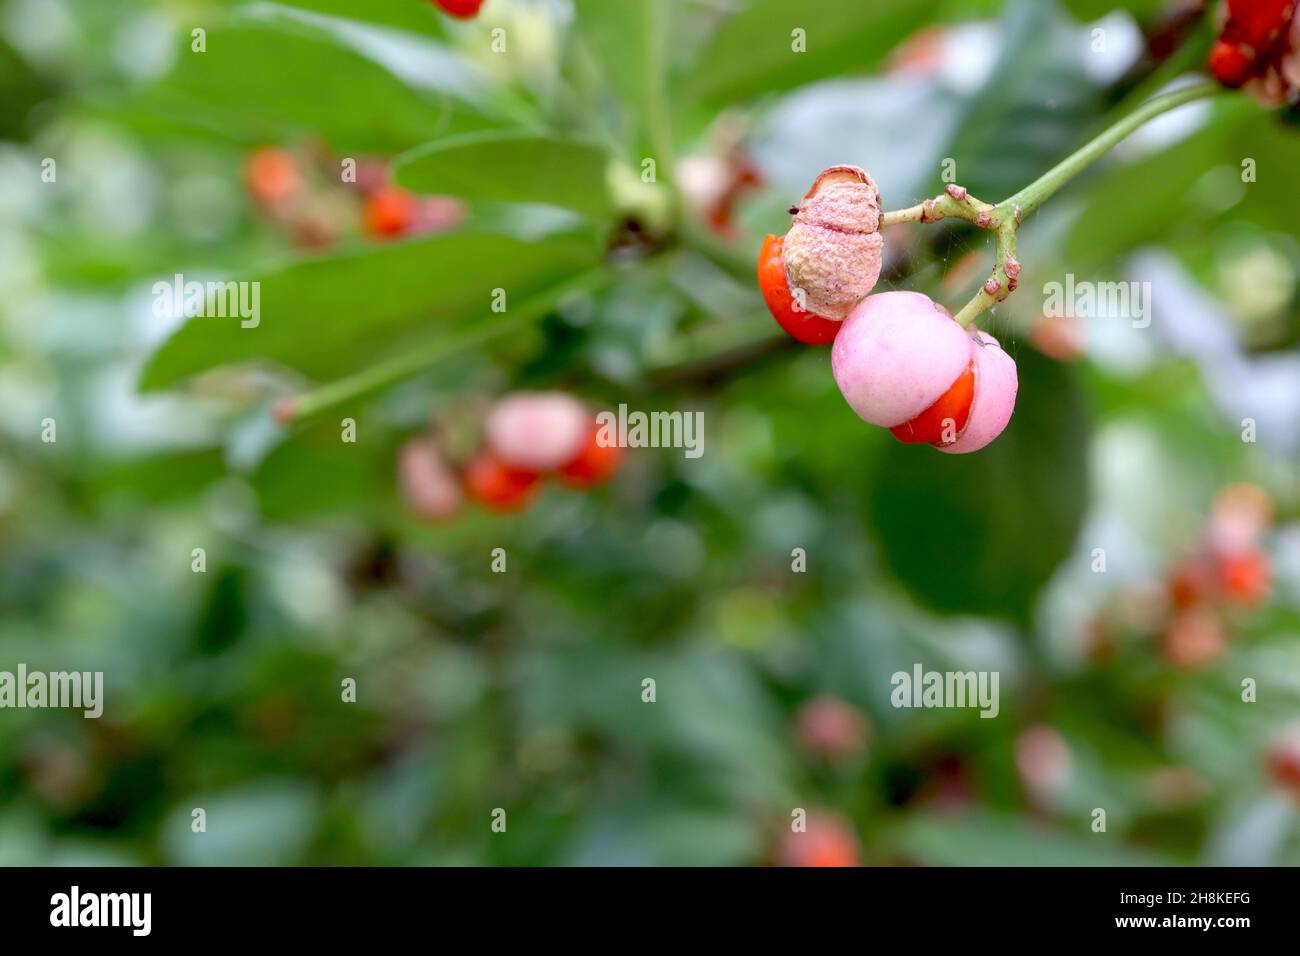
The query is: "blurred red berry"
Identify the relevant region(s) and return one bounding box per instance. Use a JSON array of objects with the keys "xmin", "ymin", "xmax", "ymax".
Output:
[
  {"xmin": 432, "ymin": 0, "xmax": 485, "ymax": 18},
  {"xmin": 362, "ymin": 185, "xmax": 417, "ymax": 239},
  {"xmin": 795, "ymin": 696, "xmax": 870, "ymax": 760},
  {"xmin": 1209, "ymin": 38, "xmax": 1256, "ymax": 86},
  {"xmin": 1208, "ymin": 0, "xmax": 1300, "ymax": 90},
  {"xmin": 463, "ymin": 451, "xmax": 540, "ymax": 513},
  {"xmin": 558, "ymin": 421, "xmax": 623, "ymax": 489},
  {"xmin": 1267, "ymin": 726, "xmax": 1300, "ymax": 799},
  {"xmin": 1169, "ymin": 557, "xmax": 1215, "ymax": 610},
  {"xmin": 776, "ymin": 811, "xmax": 860, "ymax": 867},
  {"xmin": 244, "ymin": 146, "xmax": 300, "ymax": 209},
  {"xmin": 1226, "ymin": 0, "xmax": 1296, "ymax": 50},
  {"xmin": 1216, "ymin": 548, "xmax": 1272, "ymax": 606}
]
